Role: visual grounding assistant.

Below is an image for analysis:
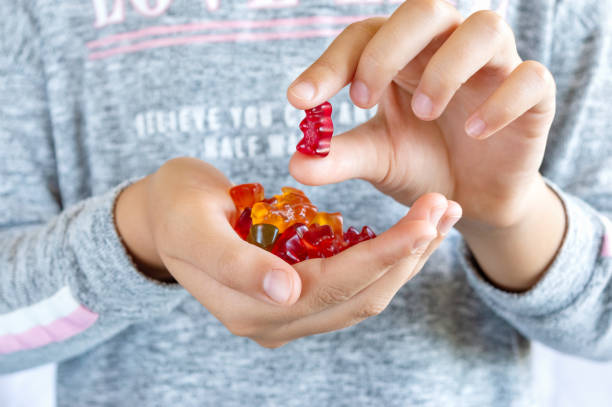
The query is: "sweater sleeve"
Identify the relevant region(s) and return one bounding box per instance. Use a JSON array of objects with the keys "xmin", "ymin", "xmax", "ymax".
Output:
[
  {"xmin": 460, "ymin": 0, "xmax": 612, "ymax": 361},
  {"xmin": 0, "ymin": 1, "xmax": 186, "ymax": 373}
]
